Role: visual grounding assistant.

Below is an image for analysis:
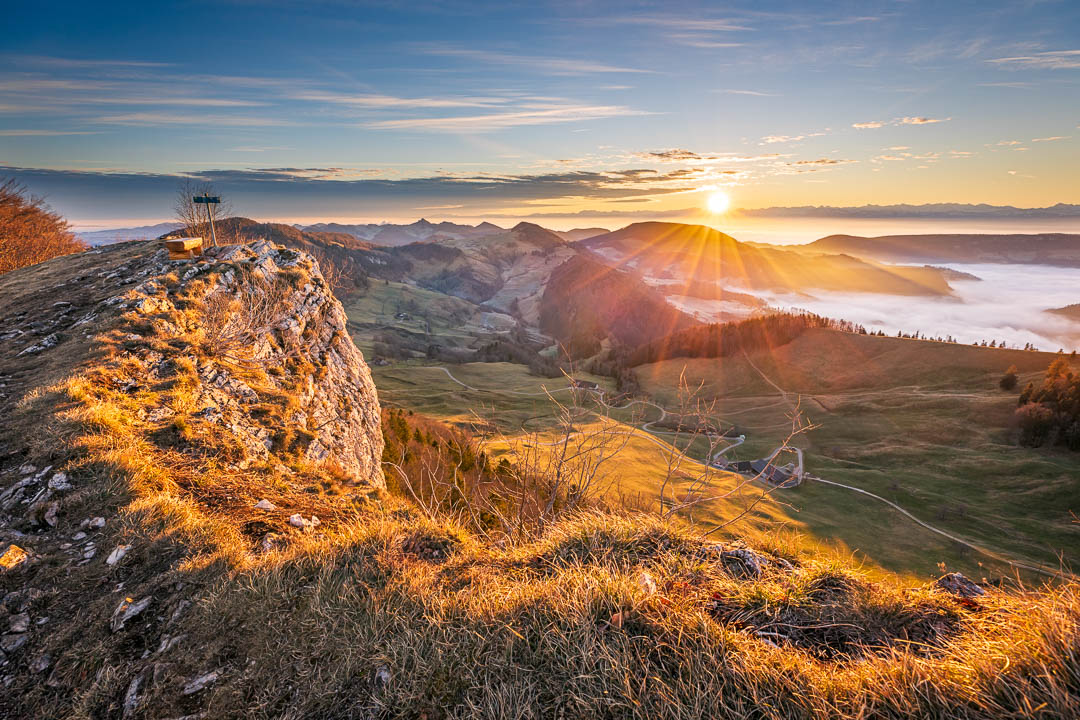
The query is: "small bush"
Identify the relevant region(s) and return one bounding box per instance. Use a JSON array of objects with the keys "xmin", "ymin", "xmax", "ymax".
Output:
[{"xmin": 0, "ymin": 178, "xmax": 85, "ymax": 274}]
